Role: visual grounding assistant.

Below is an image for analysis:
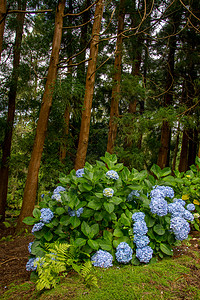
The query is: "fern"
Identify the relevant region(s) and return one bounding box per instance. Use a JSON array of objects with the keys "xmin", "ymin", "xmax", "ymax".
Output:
[{"xmin": 34, "ymin": 241, "xmax": 98, "ymax": 291}]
